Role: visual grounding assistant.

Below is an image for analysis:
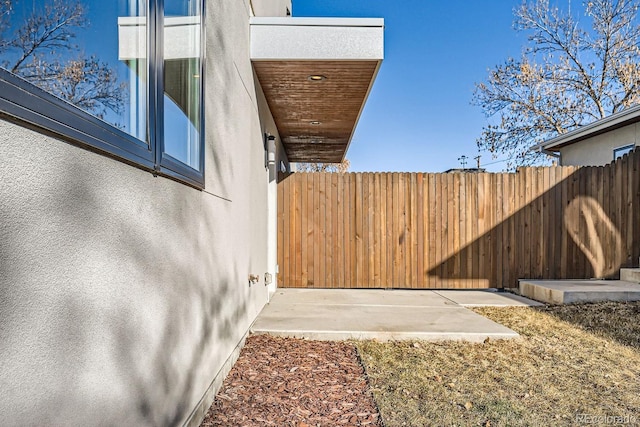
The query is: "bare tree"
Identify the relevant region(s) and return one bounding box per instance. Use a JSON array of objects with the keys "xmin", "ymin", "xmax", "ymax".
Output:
[
  {"xmin": 21, "ymin": 54, "xmax": 126, "ymax": 119},
  {"xmin": 0, "ymin": 0, "xmax": 125, "ymax": 119},
  {"xmin": 296, "ymin": 158, "xmax": 351, "ymax": 173},
  {"xmin": 0, "ymin": 0, "xmax": 12, "ymax": 47},
  {"xmin": 473, "ymin": 0, "xmax": 640, "ymax": 167}
]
